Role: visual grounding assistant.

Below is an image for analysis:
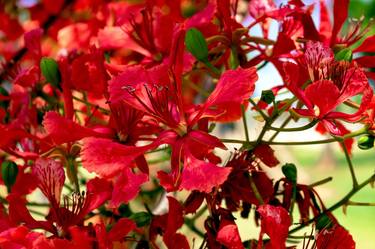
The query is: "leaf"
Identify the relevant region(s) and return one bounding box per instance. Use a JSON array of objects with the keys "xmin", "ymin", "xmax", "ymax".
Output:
[
  {"xmin": 185, "ymin": 28, "xmax": 208, "ymax": 62},
  {"xmin": 335, "ymin": 48, "xmax": 352, "ymax": 62},
  {"xmin": 40, "ymin": 57, "xmax": 61, "ymax": 89}
]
